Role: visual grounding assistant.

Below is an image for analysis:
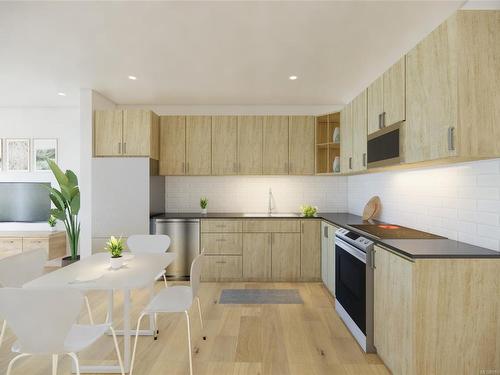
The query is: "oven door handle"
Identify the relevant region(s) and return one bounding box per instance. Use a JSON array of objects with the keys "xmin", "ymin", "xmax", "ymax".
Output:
[{"xmin": 335, "ymin": 237, "xmax": 367, "ymax": 264}]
